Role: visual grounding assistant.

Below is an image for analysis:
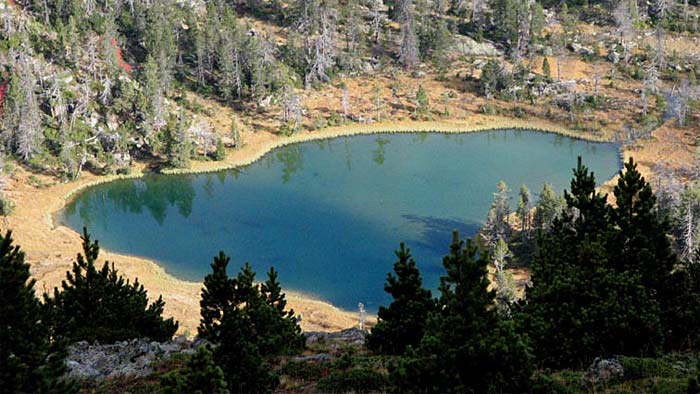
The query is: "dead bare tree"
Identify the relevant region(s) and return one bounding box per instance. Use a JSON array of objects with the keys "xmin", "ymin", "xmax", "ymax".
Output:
[
  {"xmin": 341, "ymin": 85, "xmax": 350, "ymax": 118},
  {"xmin": 281, "ymin": 87, "xmax": 302, "ymax": 131},
  {"xmin": 305, "ymin": 7, "xmax": 336, "ymax": 88},
  {"xmin": 399, "ymin": 14, "xmax": 419, "ymax": 69}
]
